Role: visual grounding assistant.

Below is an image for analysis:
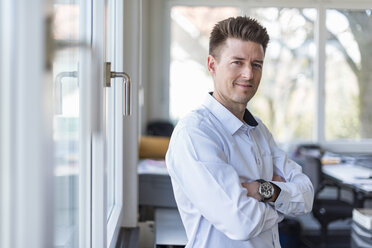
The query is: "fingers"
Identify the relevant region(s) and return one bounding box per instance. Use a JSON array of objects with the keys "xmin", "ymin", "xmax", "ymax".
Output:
[{"xmin": 241, "ymin": 181, "xmax": 262, "ymax": 202}]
